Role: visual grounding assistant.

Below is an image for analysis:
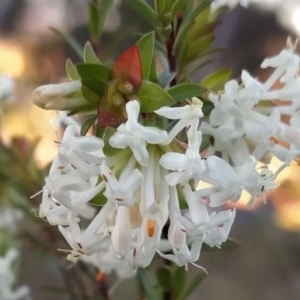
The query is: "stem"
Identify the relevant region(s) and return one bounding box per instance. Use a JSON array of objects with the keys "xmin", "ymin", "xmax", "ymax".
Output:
[
  {"xmin": 163, "ymin": 260, "xmax": 172, "ymax": 300},
  {"xmin": 166, "ymin": 22, "xmax": 177, "ymax": 87}
]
